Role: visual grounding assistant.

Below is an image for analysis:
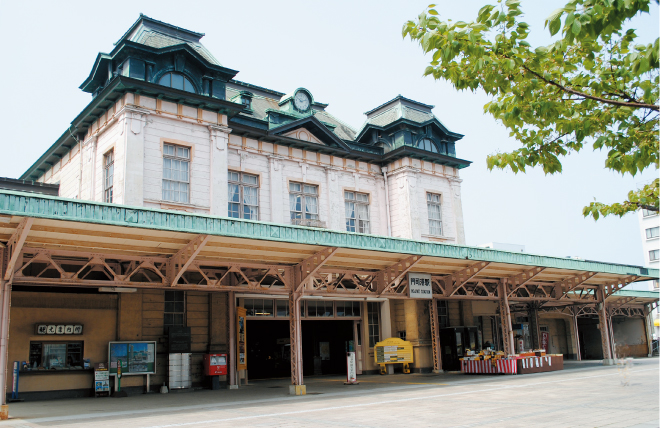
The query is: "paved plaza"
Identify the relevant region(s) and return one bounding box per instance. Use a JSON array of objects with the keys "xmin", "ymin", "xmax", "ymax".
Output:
[{"xmin": 3, "ymin": 358, "xmax": 658, "ymax": 428}]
